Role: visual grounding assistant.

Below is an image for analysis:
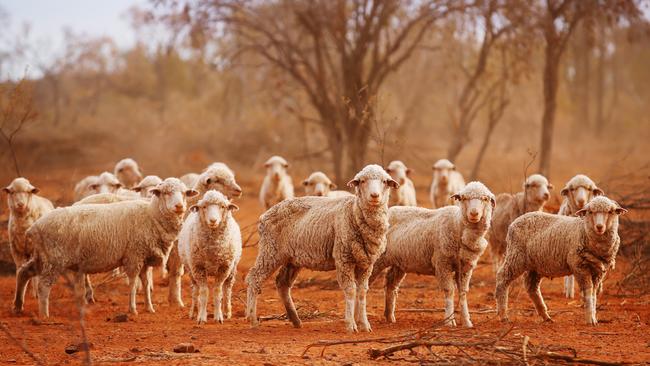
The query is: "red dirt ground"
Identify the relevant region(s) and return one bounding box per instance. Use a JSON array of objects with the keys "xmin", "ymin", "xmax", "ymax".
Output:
[{"xmin": 1, "ymin": 183, "xmax": 649, "ymax": 365}]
